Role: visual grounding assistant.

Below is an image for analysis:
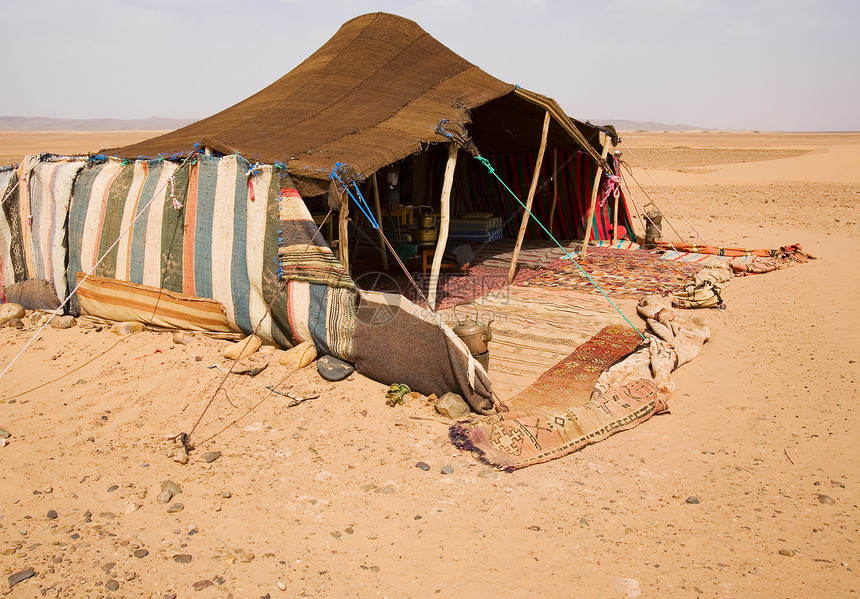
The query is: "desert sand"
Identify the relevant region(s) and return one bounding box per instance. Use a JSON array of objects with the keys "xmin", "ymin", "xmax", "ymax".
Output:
[{"xmin": 0, "ymin": 131, "xmax": 857, "ymax": 598}]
